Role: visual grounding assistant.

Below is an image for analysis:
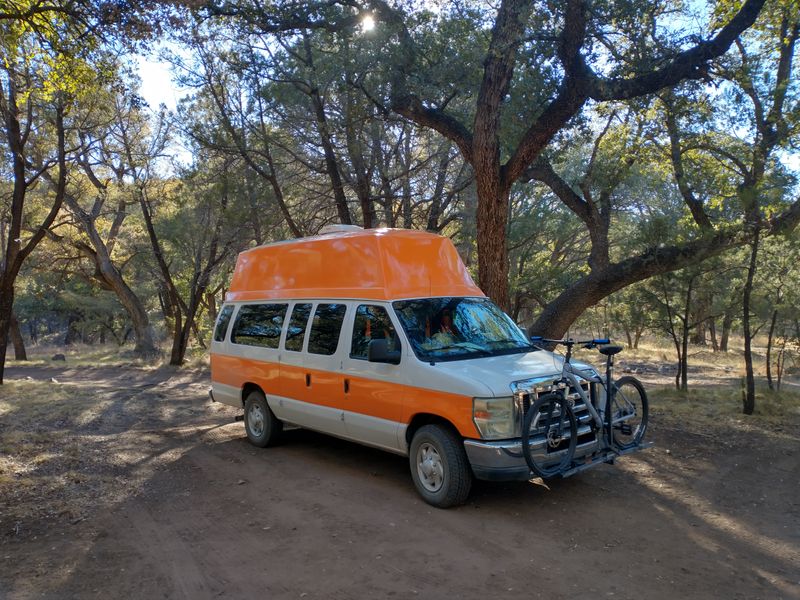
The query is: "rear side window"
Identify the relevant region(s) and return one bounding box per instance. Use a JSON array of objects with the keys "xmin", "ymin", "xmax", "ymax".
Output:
[
  {"xmin": 351, "ymin": 305, "xmax": 401, "ymax": 359},
  {"xmin": 213, "ymin": 305, "xmax": 235, "ymax": 342},
  {"xmin": 285, "ymin": 303, "xmax": 312, "ymax": 352},
  {"xmin": 307, "ymin": 303, "xmax": 347, "ymax": 355},
  {"xmin": 231, "ymin": 304, "xmax": 288, "ymax": 348}
]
